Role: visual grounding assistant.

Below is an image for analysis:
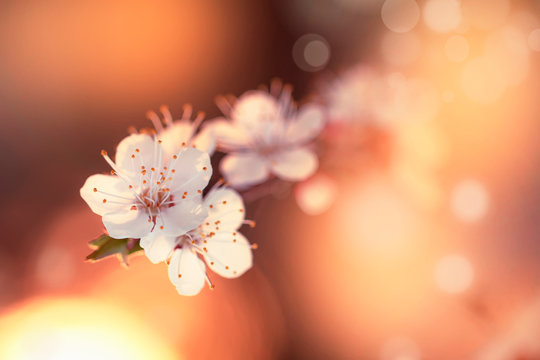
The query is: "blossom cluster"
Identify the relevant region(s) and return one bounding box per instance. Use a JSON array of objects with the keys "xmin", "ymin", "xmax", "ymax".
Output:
[{"xmin": 81, "ymin": 82, "xmax": 325, "ymax": 295}]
